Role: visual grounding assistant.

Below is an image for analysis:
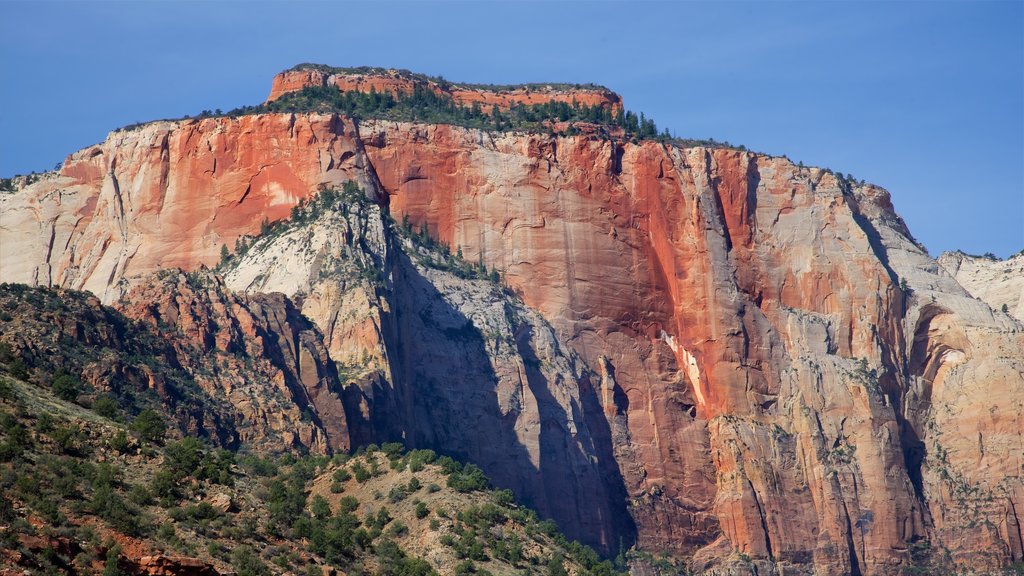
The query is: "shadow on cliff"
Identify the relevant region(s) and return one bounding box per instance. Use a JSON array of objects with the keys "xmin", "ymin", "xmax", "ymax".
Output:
[
  {"xmin": 358, "ymin": 245, "xmax": 633, "ymax": 553},
  {"xmin": 513, "ymin": 322, "xmax": 637, "ymax": 554}
]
